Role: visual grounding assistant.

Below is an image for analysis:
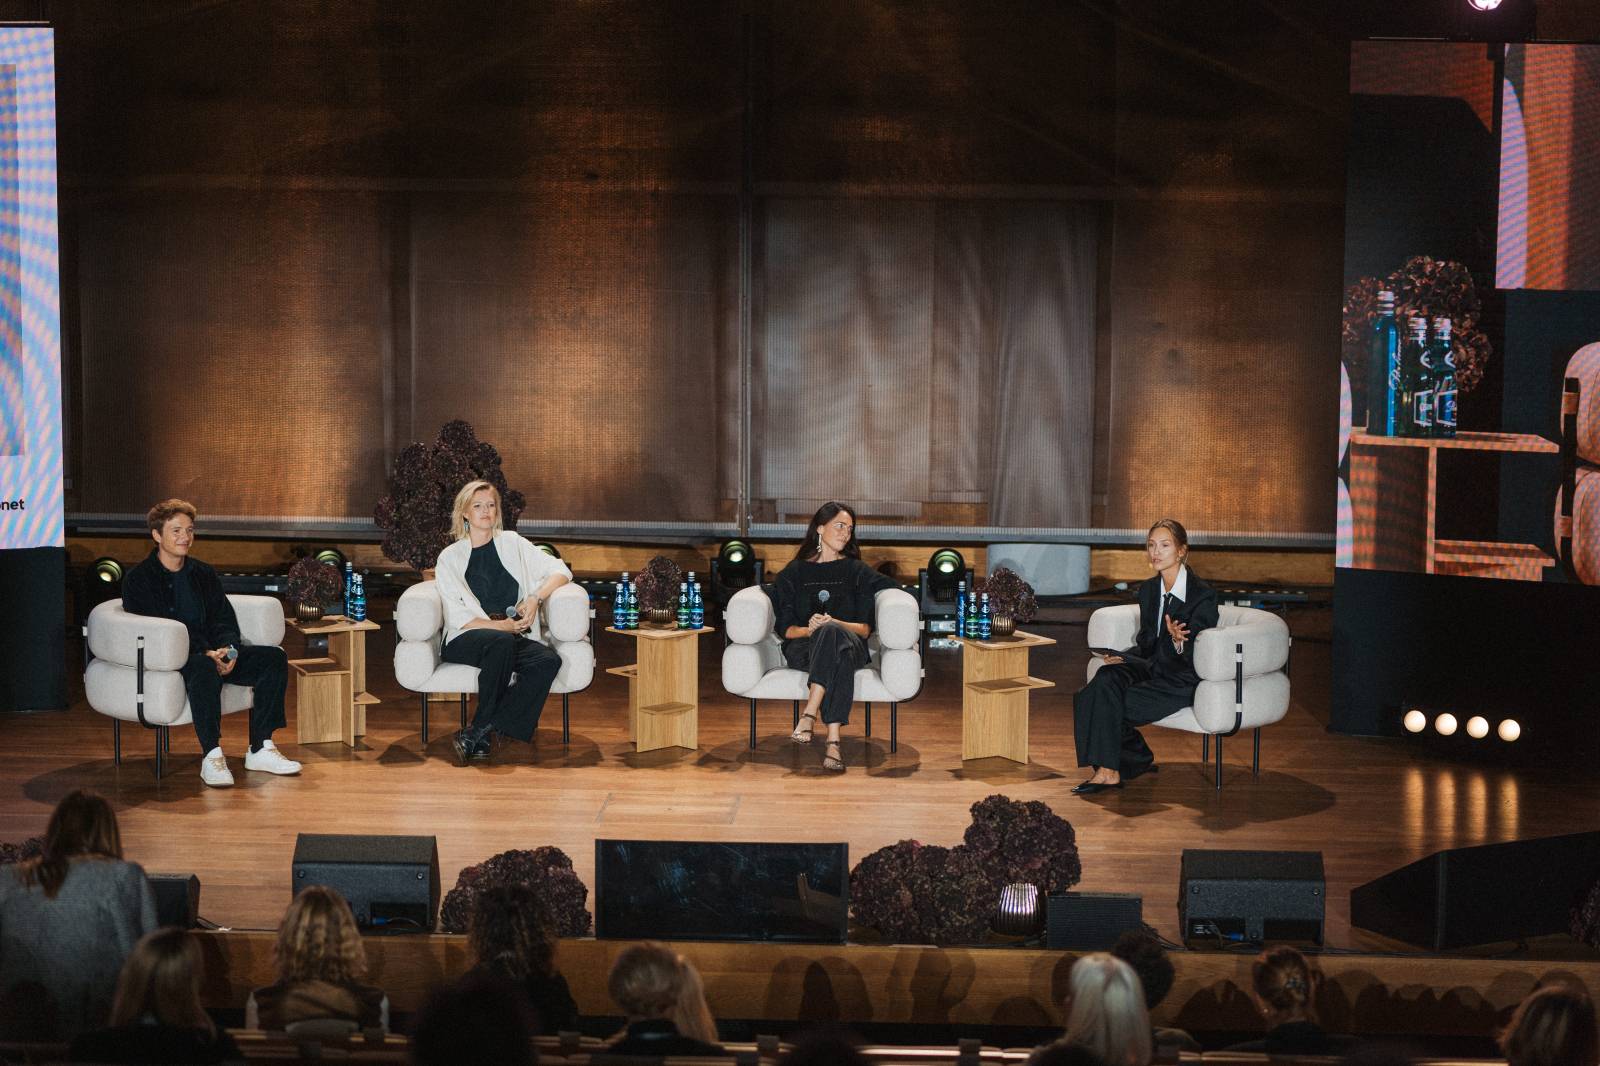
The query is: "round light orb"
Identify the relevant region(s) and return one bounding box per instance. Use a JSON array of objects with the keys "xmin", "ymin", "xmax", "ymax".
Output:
[
  {"xmin": 1402, "ymin": 709, "xmax": 1427, "ymax": 733},
  {"xmin": 1498, "ymin": 719, "xmax": 1521, "ymax": 742},
  {"xmin": 1469, "ymin": 0, "xmax": 1503, "ymax": 10},
  {"xmin": 1434, "ymin": 713, "xmax": 1459, "ymax": 736},
  {"xmin": 1465, "ymin": 716, "xmax": 1489, "ymax": 739}
]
